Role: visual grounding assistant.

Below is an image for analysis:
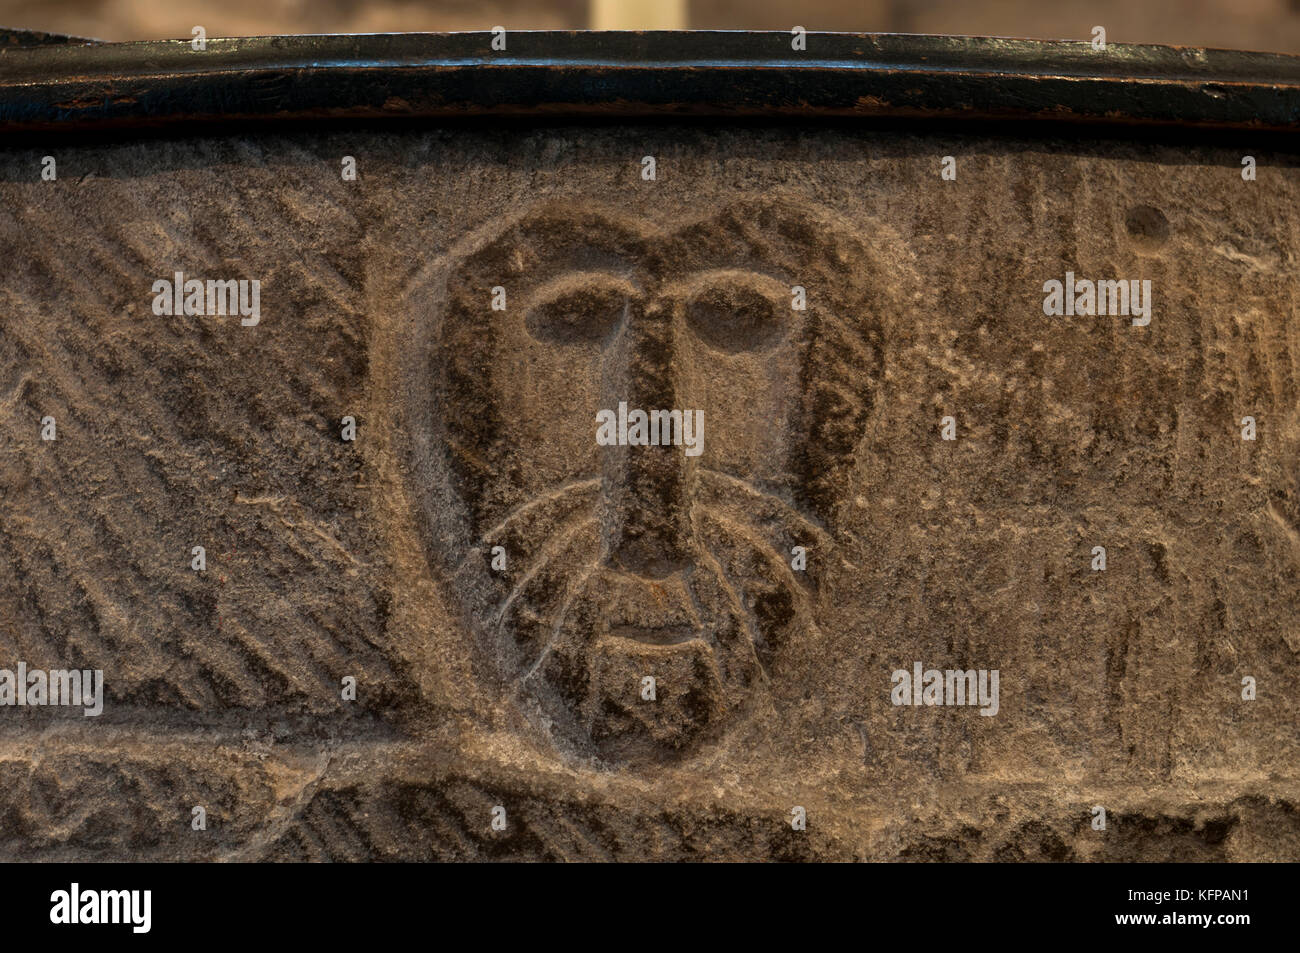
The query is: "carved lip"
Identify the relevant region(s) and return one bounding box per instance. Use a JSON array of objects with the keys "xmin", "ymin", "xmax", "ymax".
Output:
[{"xmin": 608, "ymin": 624, "xmax": 700, "ymax": 647}]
